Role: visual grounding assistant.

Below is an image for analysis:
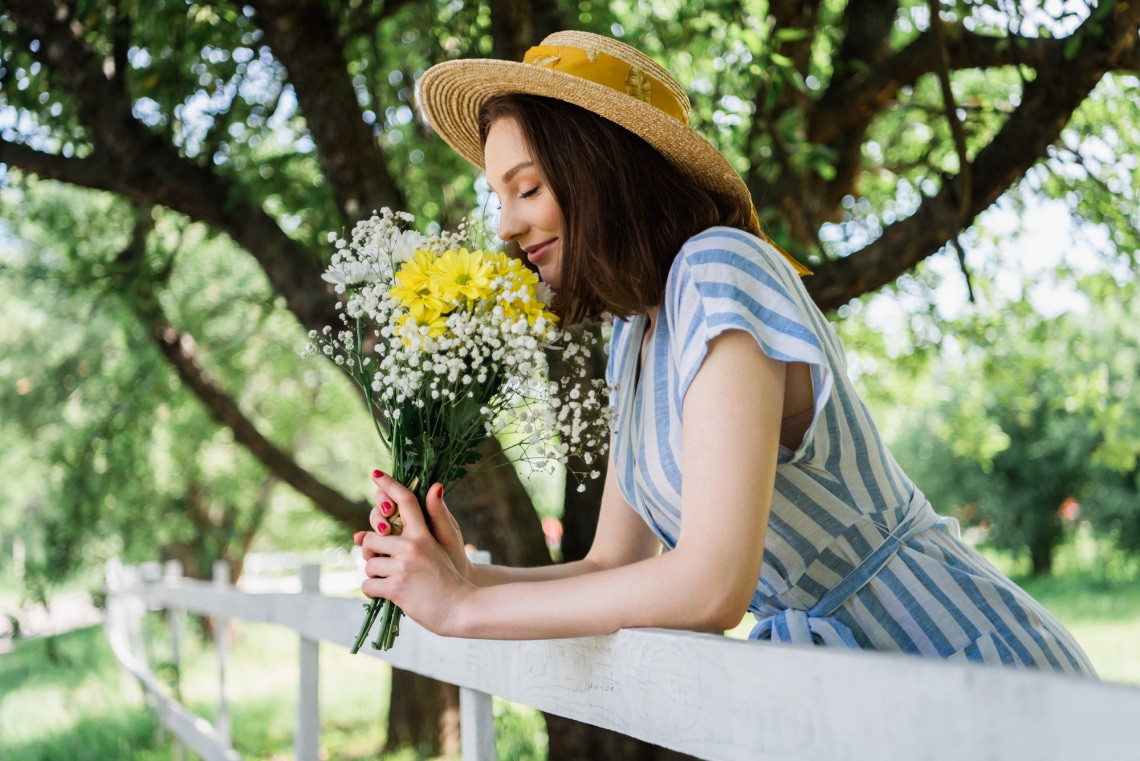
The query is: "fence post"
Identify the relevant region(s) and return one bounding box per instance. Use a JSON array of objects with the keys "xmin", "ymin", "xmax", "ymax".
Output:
[
  {"xmin": 460, "ymin": 550, "xmax": 495, "ymax": 761},
  {"xmin": 295, "ymin": 564, "xmax": 321, "ymax": 761},
  {"xmin": 164, "ymin": 560, "xmax": 186, "ymax": 761},
  {"xmin": 213, "ymin": 560, "xmax": 231, "ymax": 748}
]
